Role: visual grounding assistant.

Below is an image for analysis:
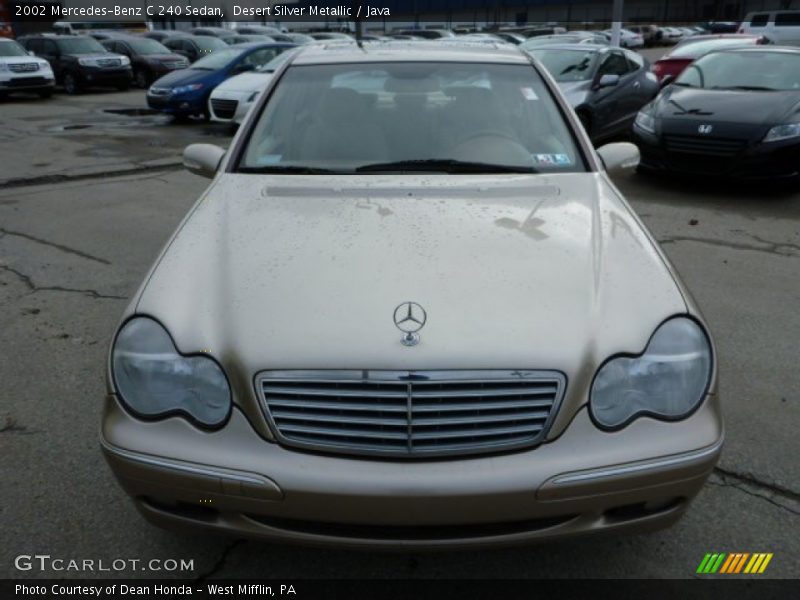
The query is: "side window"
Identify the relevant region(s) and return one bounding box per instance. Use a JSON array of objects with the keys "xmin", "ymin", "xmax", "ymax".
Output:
[
  {"xmin": 42, "ymin": 40, "xmax": 58, "ymax": 56},
  {"xmin": 599, "ymin": 52, "xmax": 630, "ymax": 77},
  {"xmin": 750, "ymin": 14, "xmax": 769, "ymax": 26},
  {"xmin": 242, "ymin": 48, "xmax": 280, "ymax": 68},
  {"xmin": 26, "ymin": 39, "xmax": 41, "ymax": 53},
  {"xmin": 625, "ymin": 50, "xmax": 644, "ymax": 71},
  {"xmin": 775, "ymin": 12, "xmax": 800, "ymax": 26}
]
